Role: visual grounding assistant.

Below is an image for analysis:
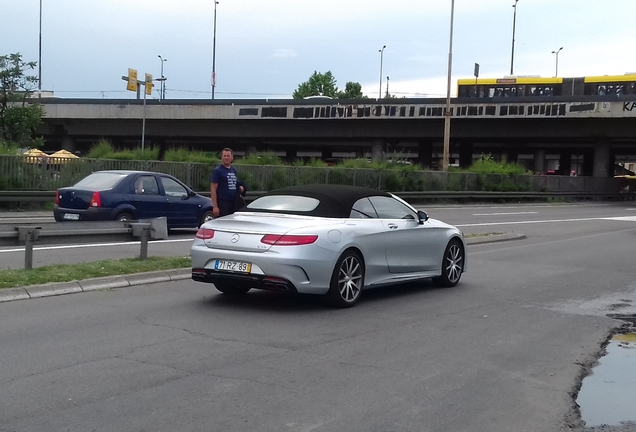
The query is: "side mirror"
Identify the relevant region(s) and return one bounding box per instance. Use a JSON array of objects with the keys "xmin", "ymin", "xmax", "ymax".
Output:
[{"xmin": 417, "ymin": 210, "xmax": 429, "ymax": 224}]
